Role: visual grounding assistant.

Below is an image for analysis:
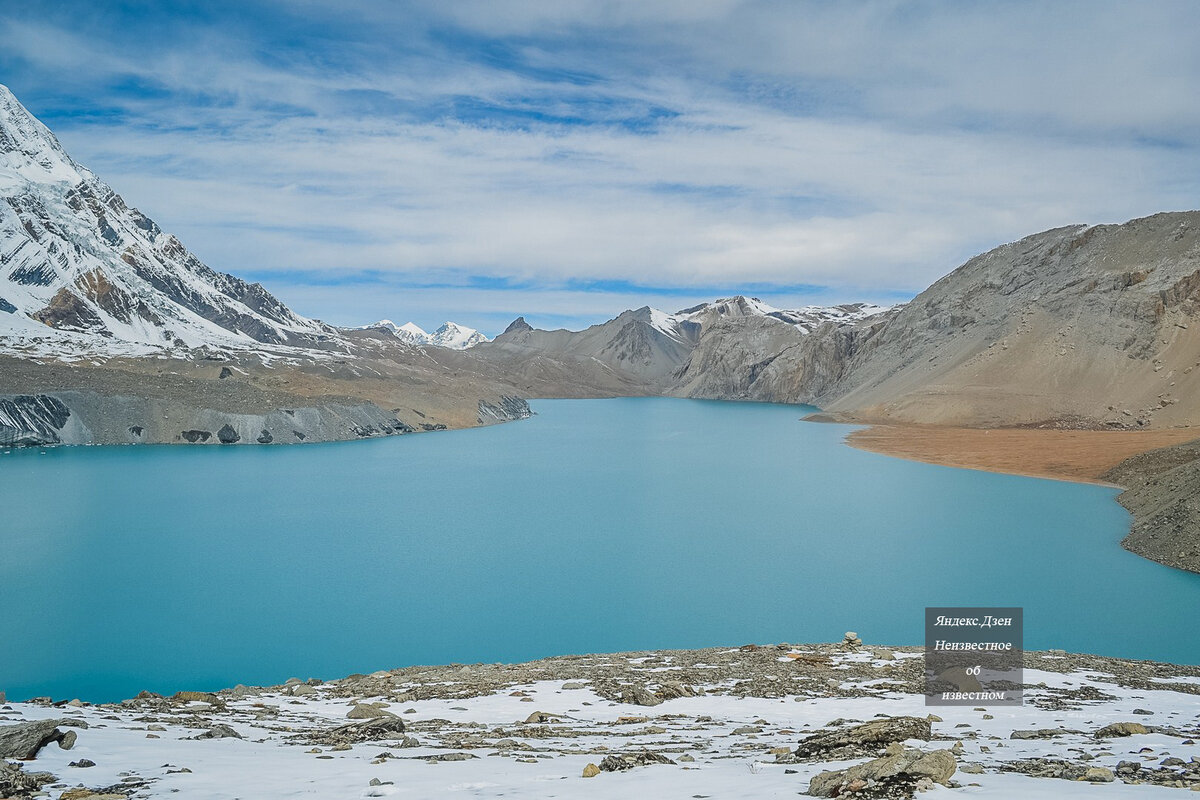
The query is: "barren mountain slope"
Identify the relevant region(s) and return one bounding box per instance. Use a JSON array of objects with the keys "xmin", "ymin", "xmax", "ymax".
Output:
[
  {"xmin": 817, "ymin": 211, "xmax": 1200, "ymax": 428},
  {"xmin": 476, "ymin": 299, "xmax": 886, "ymax": 399}
]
